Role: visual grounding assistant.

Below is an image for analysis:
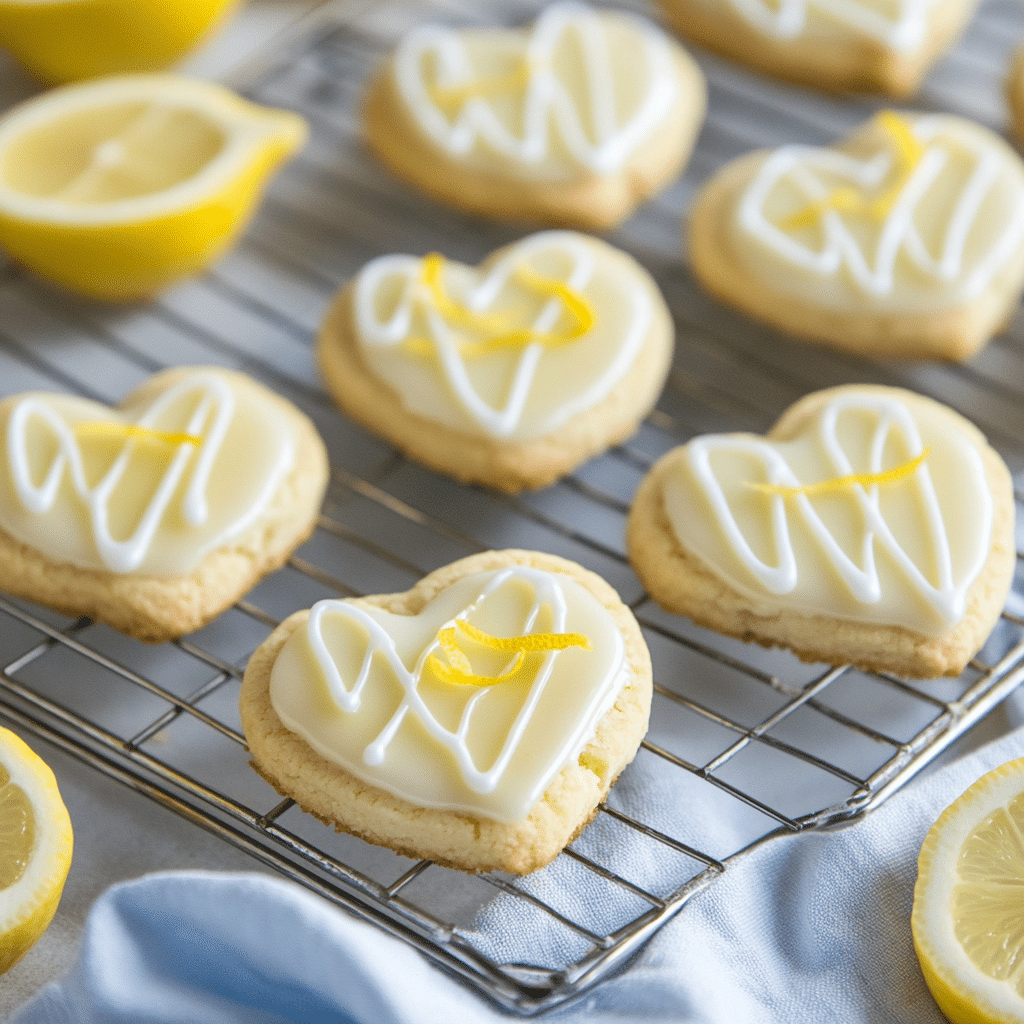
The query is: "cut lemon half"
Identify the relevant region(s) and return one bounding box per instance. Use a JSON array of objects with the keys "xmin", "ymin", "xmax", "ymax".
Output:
[
  {"xmin": 0, "ymin": 73, "xmax": 307, "ymax": 299},
  {"xmin": 0, "ymin": 0, "xmax": 240, "ymax": 85},
  {"xmin": 0, "ymin": 726, "xmax": 73, "ymax": 974},
  {"xmin": 912, "ymin": 757, "xmax": 1024, "ymax": 1024}
]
